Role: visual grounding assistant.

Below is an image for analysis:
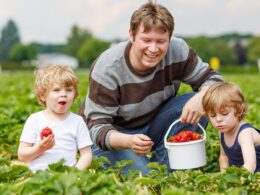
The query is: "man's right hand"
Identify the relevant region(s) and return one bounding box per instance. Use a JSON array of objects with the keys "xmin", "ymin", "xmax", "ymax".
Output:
[
  {"xmin": 130, "ymin": 134, "xmax": 154, "ymax": 156},
  {"xmin": 109, "ymin": 131, "xmax": 154, "ymax": 156}
]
